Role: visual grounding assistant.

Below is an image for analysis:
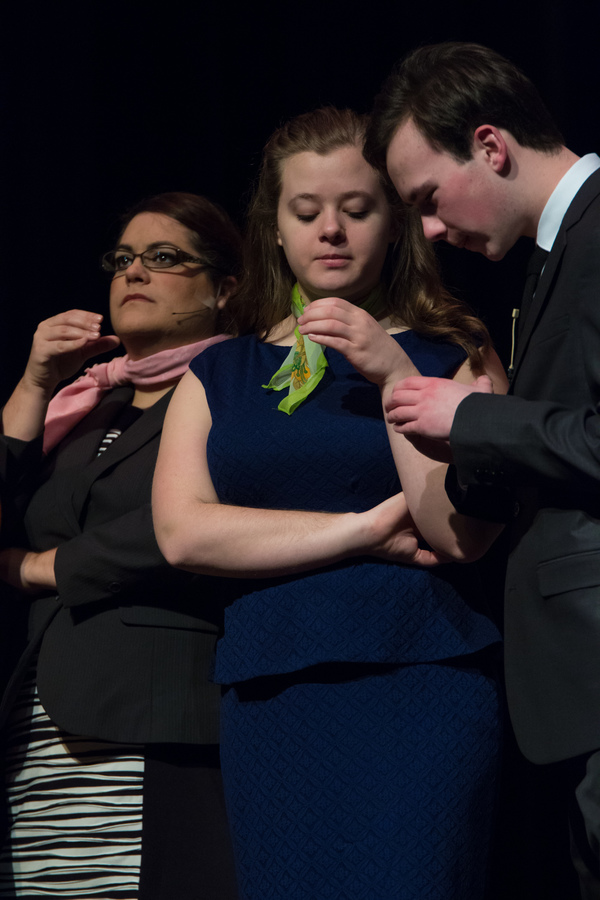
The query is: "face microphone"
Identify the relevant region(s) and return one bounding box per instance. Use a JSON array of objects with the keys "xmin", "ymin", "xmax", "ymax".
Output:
[{"xmin": 172, "ymin": 286, "xmax": 223, "ymax": 315}]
